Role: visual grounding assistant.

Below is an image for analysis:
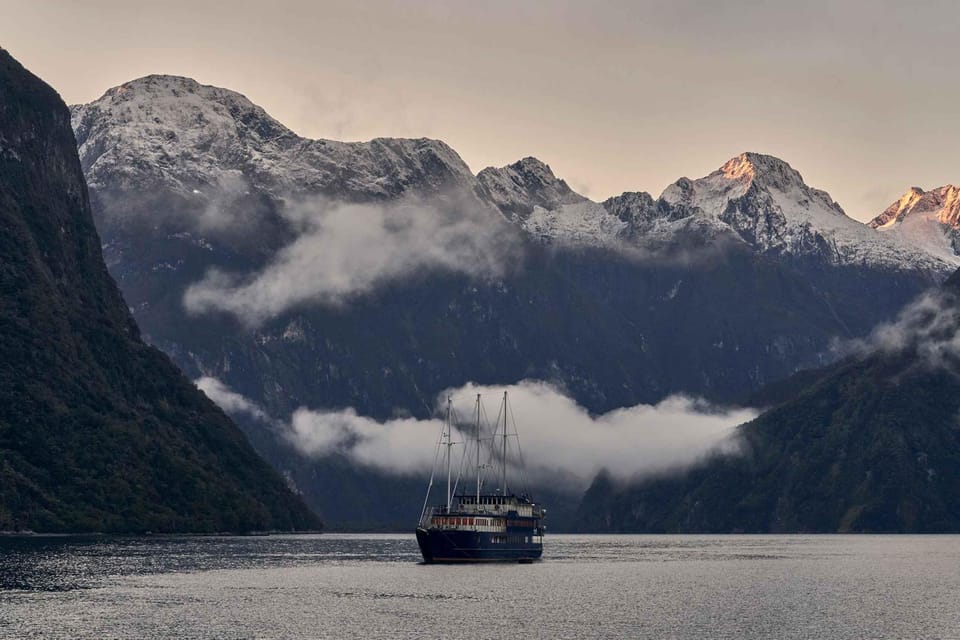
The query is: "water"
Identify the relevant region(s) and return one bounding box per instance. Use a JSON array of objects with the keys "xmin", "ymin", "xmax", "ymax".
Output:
[{"xmin": 1, "ymin": 534, "xmax": 958, "ymax": 639}]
